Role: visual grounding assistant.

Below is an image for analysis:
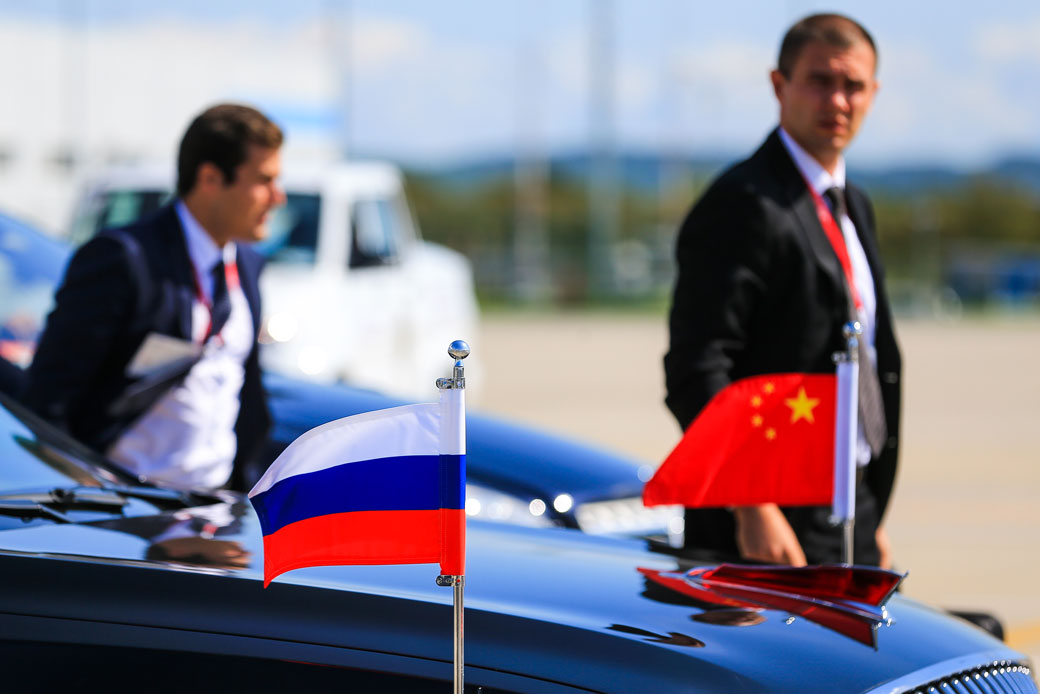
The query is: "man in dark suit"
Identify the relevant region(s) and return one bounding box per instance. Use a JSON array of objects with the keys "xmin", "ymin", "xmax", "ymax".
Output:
[
  {"xmin": 664, "ymin": 14, "xmax": 901, "ymax": 567},
  {"xmin": 25, "ymin": 104, "xmax": 284, "ymax": 491}
]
